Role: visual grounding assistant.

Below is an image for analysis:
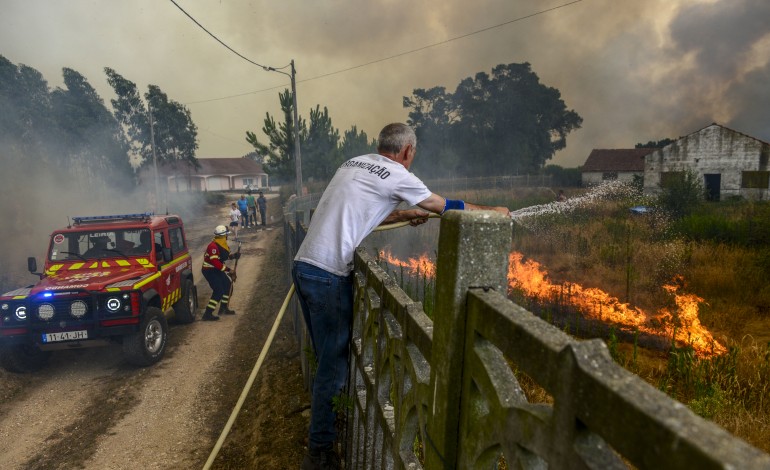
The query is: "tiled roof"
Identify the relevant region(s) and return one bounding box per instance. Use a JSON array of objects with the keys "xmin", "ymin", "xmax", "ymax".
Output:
[
  {"xmin": 154, "ymin": 157, "xmax": 265, "ymax": 177},
  {"xmin": 581, "ymin": 148, "xmax": 656, "ymax": 172}
]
